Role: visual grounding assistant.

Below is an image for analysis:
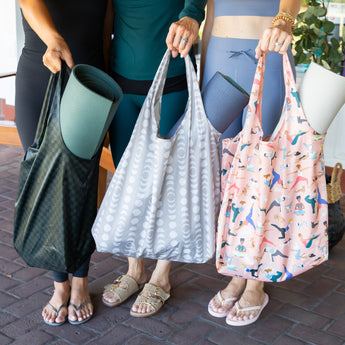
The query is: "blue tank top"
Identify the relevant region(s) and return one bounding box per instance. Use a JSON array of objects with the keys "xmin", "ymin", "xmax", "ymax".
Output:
[{"xmin": 214, "ymin": 0, "xmax": 279, "ymax": 17}]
